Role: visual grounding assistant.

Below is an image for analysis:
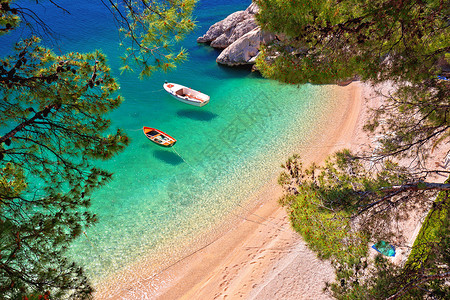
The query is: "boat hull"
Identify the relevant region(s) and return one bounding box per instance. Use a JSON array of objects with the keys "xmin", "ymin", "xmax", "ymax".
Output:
[
  {"xmin": 143, "ymin": 127, "xmax": 176, "ymax": 147},
  {"xmin": 163, "ymin": 82, "xmax": 210, "ymax": 107}
]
